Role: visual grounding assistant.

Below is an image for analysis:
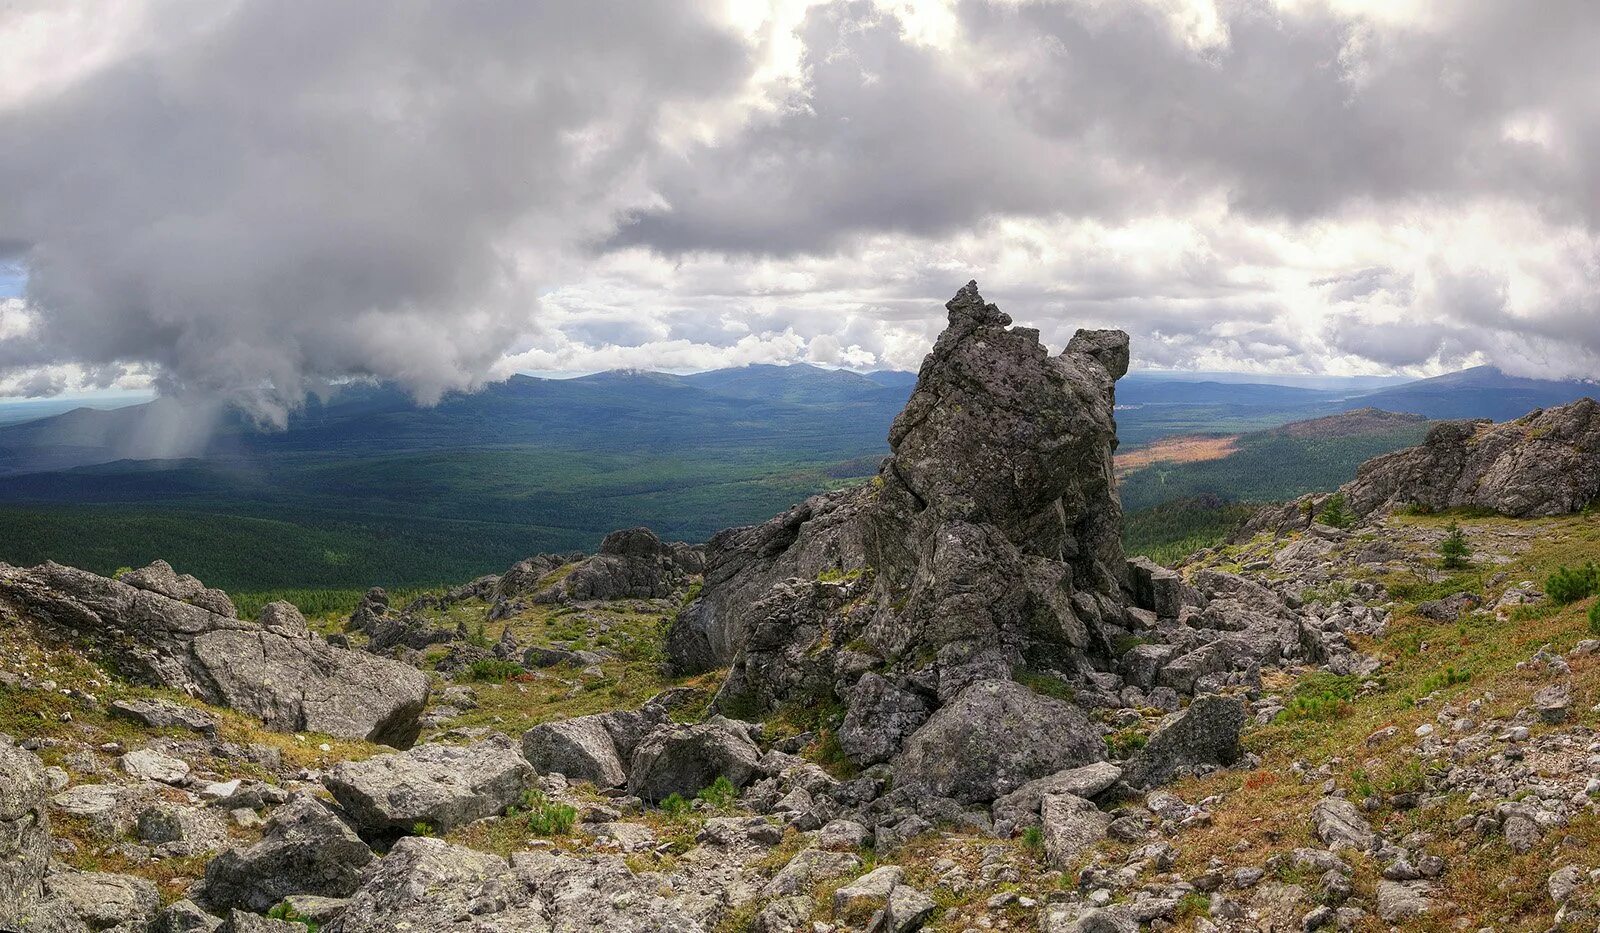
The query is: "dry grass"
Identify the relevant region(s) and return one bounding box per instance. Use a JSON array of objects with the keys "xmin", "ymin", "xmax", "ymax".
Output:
[{"xmin": 1114, "ymin": 434, "xmax": 1241, "ymax": 477}]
